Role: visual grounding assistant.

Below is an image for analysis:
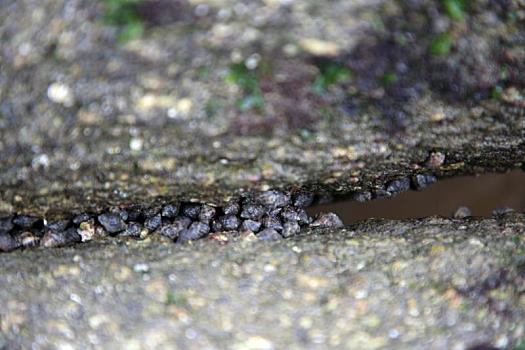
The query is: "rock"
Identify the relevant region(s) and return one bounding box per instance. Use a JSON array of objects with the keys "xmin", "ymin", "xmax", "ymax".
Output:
[
  {"xmin": 0, "ymin": 217, "xmax": 14, "ymax": 233},
  {"xmin": 12, "ymin": 215, "xmax": 39, "ymax": 229},
  {"xmin": 262, "ymin": 215, "xmax": 283, "ymax": 232},
  {"xmin": 46, "ymin": 220, "xmax": 70, "ymax": 232},
  {"xmin": 240, "ymin": 220, "xmax": 261, "ymax": 233},
  {"xmin": 41, "ymin": 227, "xmax": 81, "ymax": 248},
  {"xmin": 412, "ymin": 174, "xmax": 438, "ymax": 190},
  {"xmin": 77, "ymin": 219, "xmax": 96, "ymax": 242},
  {"xmin": 282, "ymin": 221, "xmax": 300, "ymax": 238},
  {"xmin": 297, "ymin": 209, "xmax": 313, "ymax": 226},
  {"xmin": 178, "ymin": 222, "xmax": 210, "ymax": 242},
  {"xmin": 223, "ymin": 201, "xmax": 240, "ymax": 216},
  {"xmin": 256, "ymin": 190, "xmax": 290, "ymax": 208},
  {"xmin": 144, "ymin": 214, "xmax": 162, "ymax": 232},
  {"xmin": 386, "ymin": 178, "xmax": 411, "ymax": 195},
  {"xmin": 198, "ymin": 205, "xmax": 216, "ymax": 223},
  {"xmin": 18, "ymin": 231, "xmax": 40, "ymax": 248},
  {"xmin": 119, "ymin": 222, "xmax": 147, "ymax": 239},
  {"xmin": 454, "ymin": 207, "xmax": 472, "ymax": 219},
  {"xmin": 126, "ymin": 206, "xmax": 143, "ymax": 222},
  {"xmin": 0, "ymin": 233, "xmax": 19, "ymax": 252},
  {"xmin": 240, "ymin": 204, "xmax": 266, "ymax": 220},
  {"xmin": 293, "ymin": 191, "xmax": 315, "ymax": 208},
  {"xmin": 211, "ymin": 219, "xmax": 223, "ymax": 233},
  {"xmin": 72, "ymin": 213, "xmax": 91, "ymax": 225},
  {"xmin": 161, "ymin": 204, "xmax": 179, "ymax": 218},
  {"xmin": 220, "ymin": 215, "xmax": 240, "ymax": 231},
  {"xmin": 181, "ymin": 204, "xmax": 201, "ymax": 219},
  {"xmin": 257, "ymin": 228, "xmax": 282, "ymax": 241},
  {"xmin": 97, "ymin": 213, "xmax": 127, "ymax": 234},
  {"xmin": 310, "ymin": 213, "xmax": 344, "ymax": 229},
  {"xmin": 353, "ymin": 192, "xmax": 372, "ymax": 203},
  {"xmin": 160, "ymin": 216, "xmax": 192, "ymax": 240},
  {"xmin": 425, "ymin": 152, "xmax": 445, "ymax": 168},
  {"xmin": 281, "ymin": 207, "xmax": 299, "ymax": 222}
]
